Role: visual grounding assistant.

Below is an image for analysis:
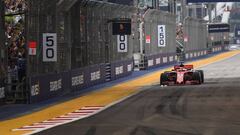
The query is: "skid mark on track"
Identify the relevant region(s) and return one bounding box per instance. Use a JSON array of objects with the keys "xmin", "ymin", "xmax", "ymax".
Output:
[
  {"xmin": 85, "ymin": 126, "xmax": 97, "ymax": 135},
  {"xmin": 156, "ymin": 90, "xmax": 185, "ymax": 116},
  {"xmin": 130, "ymin": 126, "xmax": 157, "ymax": 135}
]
